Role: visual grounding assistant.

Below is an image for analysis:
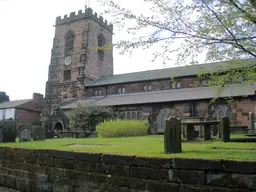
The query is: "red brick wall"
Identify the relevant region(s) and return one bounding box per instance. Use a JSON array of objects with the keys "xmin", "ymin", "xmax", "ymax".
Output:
[
  {"xmin": 15, "ymin": 99, "xmax": 45, "ymax": 125},
  {"xmin": 114, "ymin": 97, "xmax": 256, "ymax": 126},
  {"xmin": 15, "ymin": 109, "xmax": 41, "ymax": 125},
  {"xmin": 85, "ymin": 76, "xmax": 200, "ymax": 97},
  {"xmin": 232, "ymin": 97, "xmax": 256, "ymax": 126}
]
